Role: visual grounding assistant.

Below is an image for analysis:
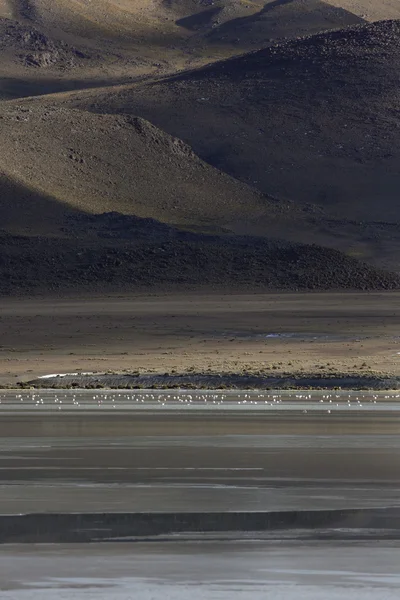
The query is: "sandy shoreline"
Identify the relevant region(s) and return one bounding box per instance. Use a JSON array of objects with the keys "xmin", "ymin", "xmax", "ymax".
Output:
[{"xmin": 1, "ymin": 291, "xmax": 399, "ymax": 388}]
